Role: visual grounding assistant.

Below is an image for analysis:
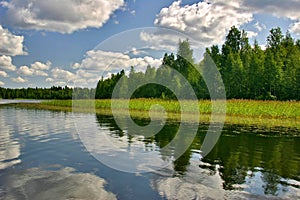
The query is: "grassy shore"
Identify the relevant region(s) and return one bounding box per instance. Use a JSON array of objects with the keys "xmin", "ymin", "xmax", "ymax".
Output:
[{"xmin": 12, "ymin": 99, "xmax": 300, "ymax": 129}]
